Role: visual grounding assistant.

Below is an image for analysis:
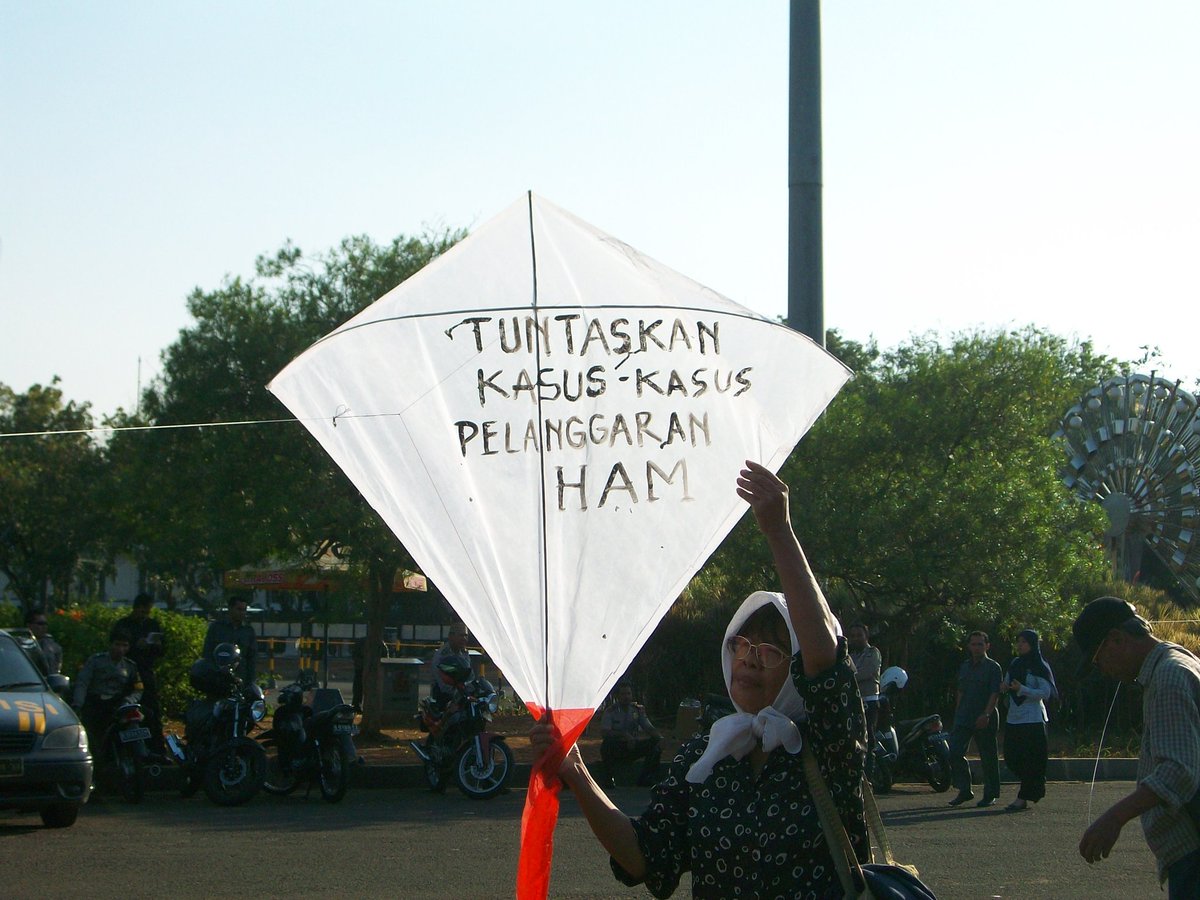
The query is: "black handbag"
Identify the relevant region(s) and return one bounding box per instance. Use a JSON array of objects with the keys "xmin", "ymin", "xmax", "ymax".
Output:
[{"xmin": 801, "ymin": 745, "xmax": 937, "ymax": 899}]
